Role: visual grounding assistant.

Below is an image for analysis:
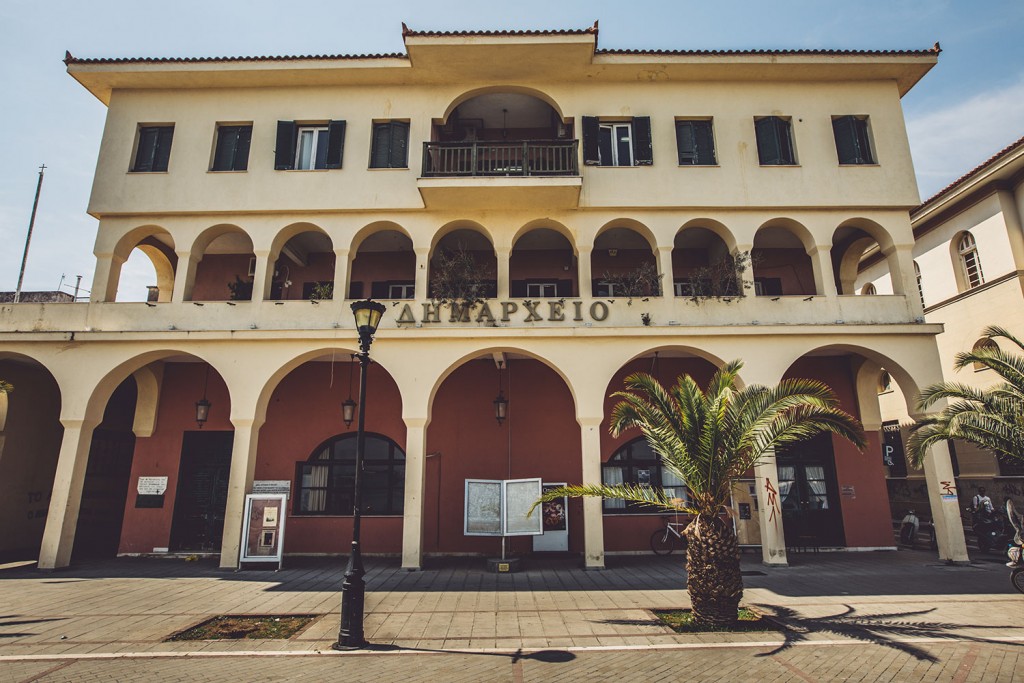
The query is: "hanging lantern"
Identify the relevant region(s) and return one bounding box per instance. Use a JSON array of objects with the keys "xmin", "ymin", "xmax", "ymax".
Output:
[
  {"xmin": 494, "ymin": 360, "xmax": 508, "ymax": 425},
  {"xmin": 195, "ymin": 365, "xmax": 211, "ymax": 428},
  {"xmin": 342, "ymin": 354, "xmax": 357, "ymax": 428}
]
